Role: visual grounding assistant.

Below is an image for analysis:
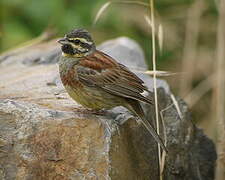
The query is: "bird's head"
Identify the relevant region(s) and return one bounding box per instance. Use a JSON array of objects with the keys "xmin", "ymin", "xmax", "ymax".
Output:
[{"xmin": 58, "ymin": 28, "xmax": 96, "ymax": 58}]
